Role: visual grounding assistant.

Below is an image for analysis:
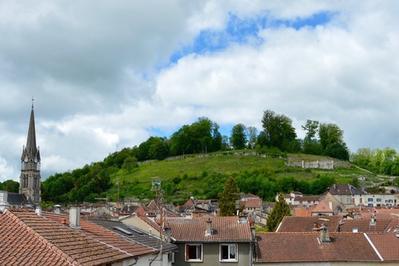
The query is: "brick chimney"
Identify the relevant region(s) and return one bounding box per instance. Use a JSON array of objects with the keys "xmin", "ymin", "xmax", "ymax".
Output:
[
  {"xmin": 69, "ymin": 207, "xmax": 80, "ymax": 229},
  {"xmin": 205, "ymin": 218, "xmax": 213, "ymax": 236}
]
